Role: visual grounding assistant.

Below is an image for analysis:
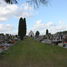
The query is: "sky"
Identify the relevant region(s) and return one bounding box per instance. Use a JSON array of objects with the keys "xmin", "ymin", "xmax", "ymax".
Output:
[{"xmin": 0, "ymin": 0, "xmax": 67, "ymax": 35}]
